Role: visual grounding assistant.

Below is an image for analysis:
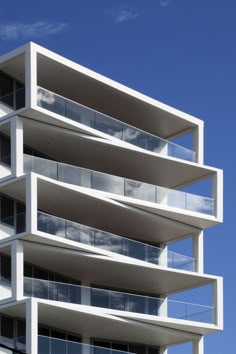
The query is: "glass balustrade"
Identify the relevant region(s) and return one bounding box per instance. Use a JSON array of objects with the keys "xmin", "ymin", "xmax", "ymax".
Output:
[
  {"xmin": 0, "ymin": 335, "xmax": 26, "ymax": 351},
  {"xmin": 37, "ymin": 86, "xmax": 196, "ymax": 162},
  {"xmin": 37, "ymin": 211, "xmax": 195, "ymax": 271},
  {"xmin": 0, "ymin": 87, "xmax": 25, "ymax": 114},
  {"xmin": 24, "ymin": 278, "xmax": 214, "ymax": 324},
  {"xmin": 24, "ymin": 154, "xmax": 214, "ymax": 216},
  {"xmin": 38, "ymin": 335, "xmax": 134, "ymax": 354}
]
